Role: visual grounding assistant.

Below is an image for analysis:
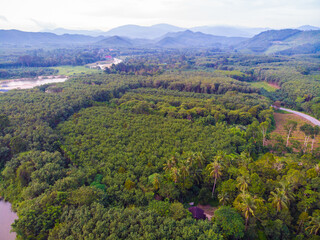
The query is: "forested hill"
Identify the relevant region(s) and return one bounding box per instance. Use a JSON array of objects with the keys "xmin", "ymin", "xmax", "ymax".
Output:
[{"xmin": 237, "ymin": 29, "xmax": 320, "ymax": 54}]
